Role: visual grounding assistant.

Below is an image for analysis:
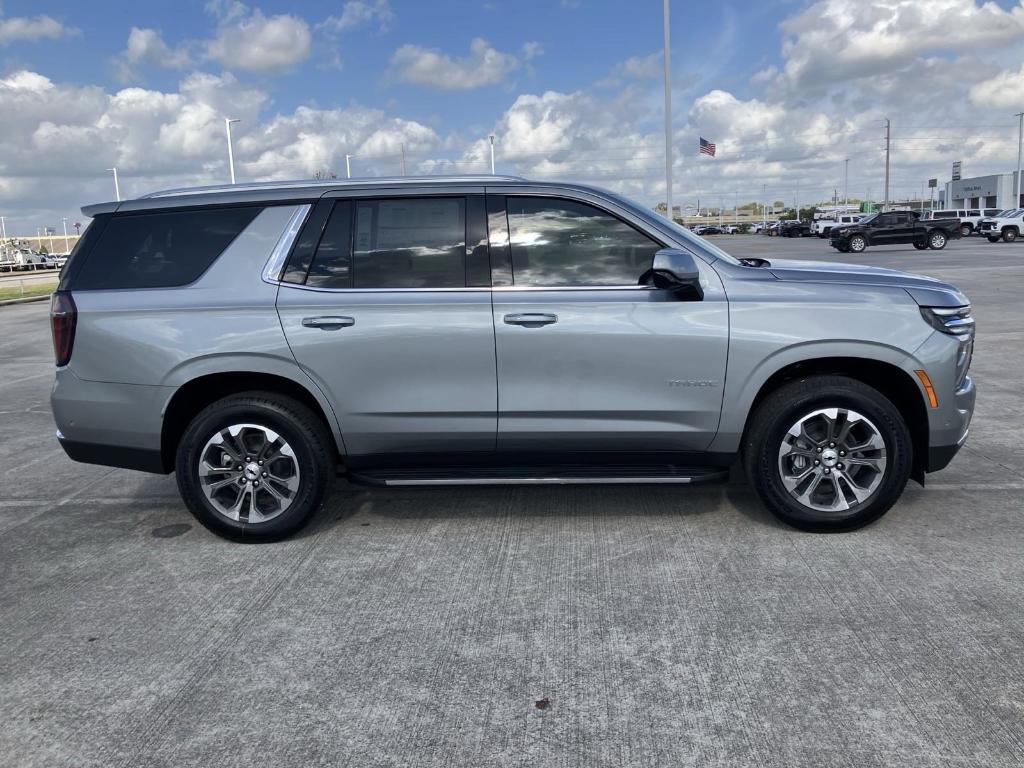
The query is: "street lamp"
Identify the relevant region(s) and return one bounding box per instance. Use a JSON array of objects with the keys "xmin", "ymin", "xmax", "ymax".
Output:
[
  {"xmin": 488, "ymin": 134, "xmax": 496, "ymax": 175},
  {"xmin": 225, "ymin": 118, "xmax": 240, "ymax": 184},
  {"xmin": 662, "ymin": 0, "xmax": 673, "ymax": 221},
  {"xmin": 106, "ymin": 167, "xmax": 120, "ymax": 201},
  {"xmin": 345, "ymin": 154, "xmax": 353, "ymax": 179},
  {"xmin": 62, "ymin": 217, "xmax": 70, "ymax": 254}
]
